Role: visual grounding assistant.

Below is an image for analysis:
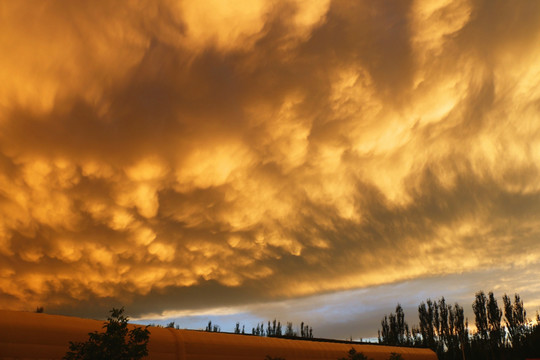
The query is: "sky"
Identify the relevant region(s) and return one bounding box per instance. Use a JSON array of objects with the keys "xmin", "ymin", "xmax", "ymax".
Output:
[{"xmin": 1, "ymin": 0, "xmax": 540, "ymax": 340}]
